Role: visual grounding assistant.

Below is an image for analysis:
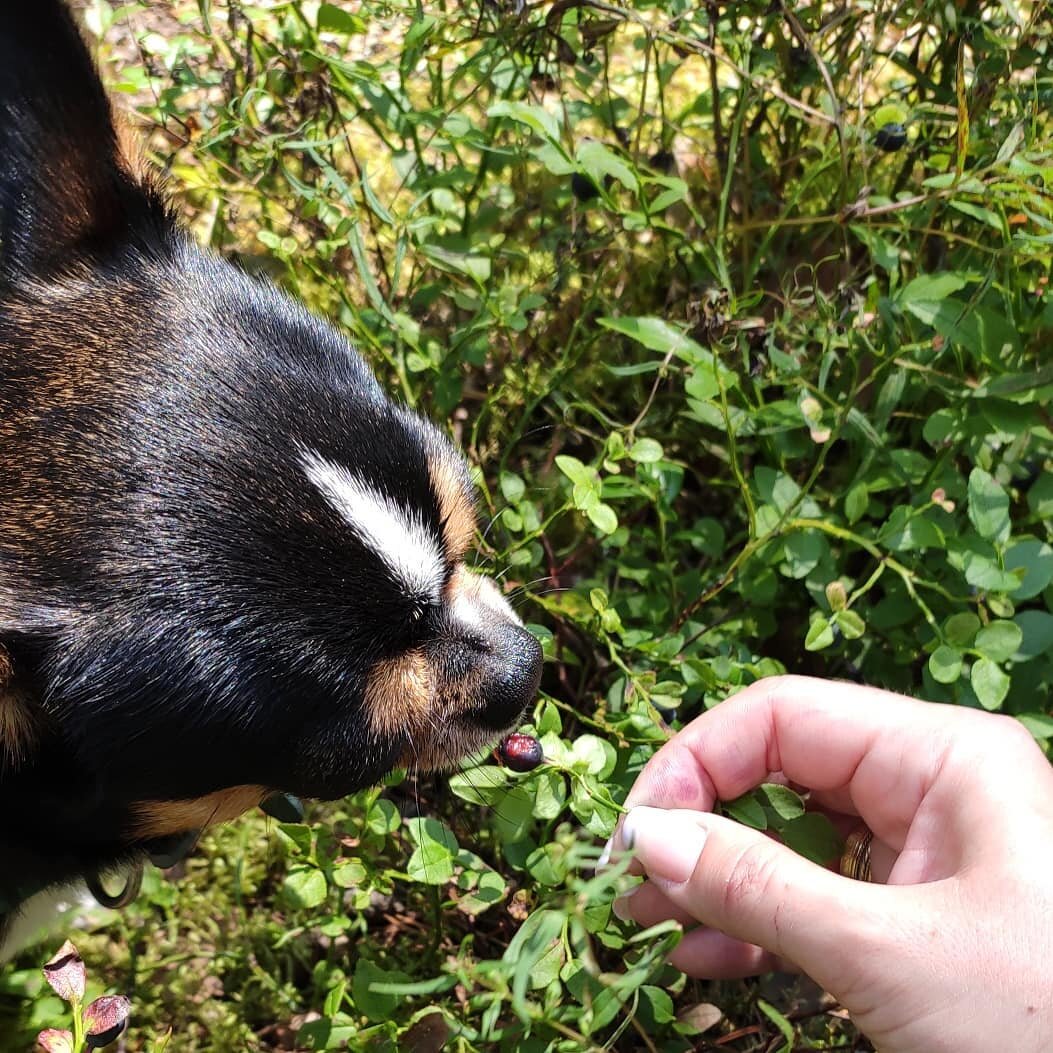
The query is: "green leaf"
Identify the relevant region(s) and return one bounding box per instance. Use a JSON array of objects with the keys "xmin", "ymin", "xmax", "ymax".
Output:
[
  {"xmin": 407, "ymin": 844, "xmax": 455, "ymax": 885},
  {"xmin": 317, "ymin": 3, "xmax": 366, "ymax": 34},
  {"xmin": 421, "ymin": 244, "xmax": 491, "ymax": 283},
  {"xmin": 1014, "ymin": 611, "xmax": 1053, "ymax": 662},
  {"xmin": 405, "ymin": 817, "xmax": 458, "ymax": 884},
  {"xmin": 780, "ymin": 813, "xmax": 843, "ymax": 865},
  {"xmin": 487, "ymin": 100, "xmax": 562, "ymax": 145},
  {"xmin": 971, "ymin": 658, "xmax": 1011, "ymax": 711},
  {"xmin": 1027, "ymin": 474, "xmax": 1053, "ymax": 519},
  {"xmin": 880, "ymin": 507, "xmax": 944, "ymax": 551},
  {"xmin": 598, "ymin": 317, "xmax": 739, "ymax": 397},
  {"xmin": 834, "ymin": 609, "xmax": 866, "ymax": 640},
  {"xmin": 352, "ymin": 960, "xmax": 410, "ymax": 1021},
  {"xmin": 448, "ymin": 766, "xmax": 509, "ymax": 806},
  {"xmin": 525, "ymin": 842, "xmax": 570, "ymax": 886},
  {"xmin": 974, "ymin": 620, "xmax": 1024, "ymax": 663},
  {"xmin": 1016, "ymin": 714, "xmax": 1053, "ymax": 741},
  {"xmin": 897, "ymin": 272, "xmax": 969, "ymax": 306},
  {"xmin": 782, "ymin": 531, "xmax": 827, "ymax": 579},
  {"xmin": 455, "ymin": 866, "xmax": 507, "ymax": 916},
  {"xmin": 804, "ymin": 616, "xmax": 835, "ymax": 651},
  {"xmin": 844, "ymin": 482, "xmax": 869, "ymax": 524},
  {"xmin": 962, "ymin": 552, "xmax": 1021, "ymax": 593},
  {"xmin": 629, "ymin": 438, "xmax": 663, "ymax": 463},
  {"xmin": 503, "ymin": 909, "xmax": 565, "ymax": 994},
  {"xmin": 757, "ymin": 999, "xmax": 795, "ymax": 1053},
  {"xmin": 758, "ymin": 783, "xmax": 806, "ymax": 822},
  {"xmin": 533, "ymin": 770, "xmax": 567, "ymax": 819},
  {"xmin": 968, "ymin": 468, "xmax": 1011, "ymax": 544},
  {"xmin": 569, "ymin": 734, "xmax": 617, "ymax": 777},
  {"xmin": 555, "ymin": 454, "xmax": 596, "ymax": 489},
  {"xmin": 586, "ymin": 498, "xmax": 618, "ymax": 534},
  {"xmin": 723, "ymin": 793, "xmax": 768, "ymax": 830},
  {"xmin": 923, "ymin": 408, "xmax": 958, "ymax": 446},
  {"xmin": 500, "ymin": 471, "xmax": 526, "ymax": 503},
  {"xmin": 944, "ymin": 611, "xmax": 981, "ymax": 647},
  {"xmin": 331, "ymin": 861, "xmax": 366, "ymax": 889},
  {"xmin": 576, "ymin": 139, "xmax": 638, "ymax": 191},
  {"xmin": 366, "ymin": 798, "xmax": 400, "ymax": 835},
  {"xmin": 598, "ymin": 315, "xmax": 699, "ymax": 356},
  {"xmin": 283, "ymin": 867, "xmax": 328, "ymax": 909},
  {"xmin": 277, "ymin": 822, "xmax": 314, "ymax": 856},
  {"xmin": 929, "ymin": 645, "xmax": 963, "ymax": 684},
  {"xmin": 641, "ymin": 985, "xmax": 676, "ymax": 1025},
  {"xmin": 1005, "ymin": 539, "xmax": 1053, "ymax": 600}
]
